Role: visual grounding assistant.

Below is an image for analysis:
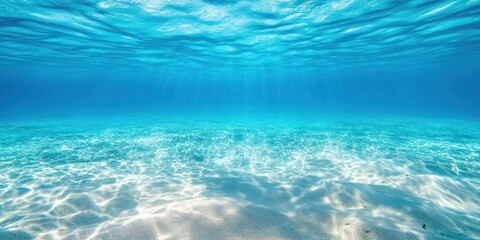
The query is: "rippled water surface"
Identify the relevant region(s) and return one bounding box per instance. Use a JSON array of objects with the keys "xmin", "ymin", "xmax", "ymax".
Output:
[
  {"xmin": 1, "ymin": 0, "xmax": 480, "ymax": 71},
  {"xmin": 1, "ymin": 117, "xmax": 479, "ymax": 239}
]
